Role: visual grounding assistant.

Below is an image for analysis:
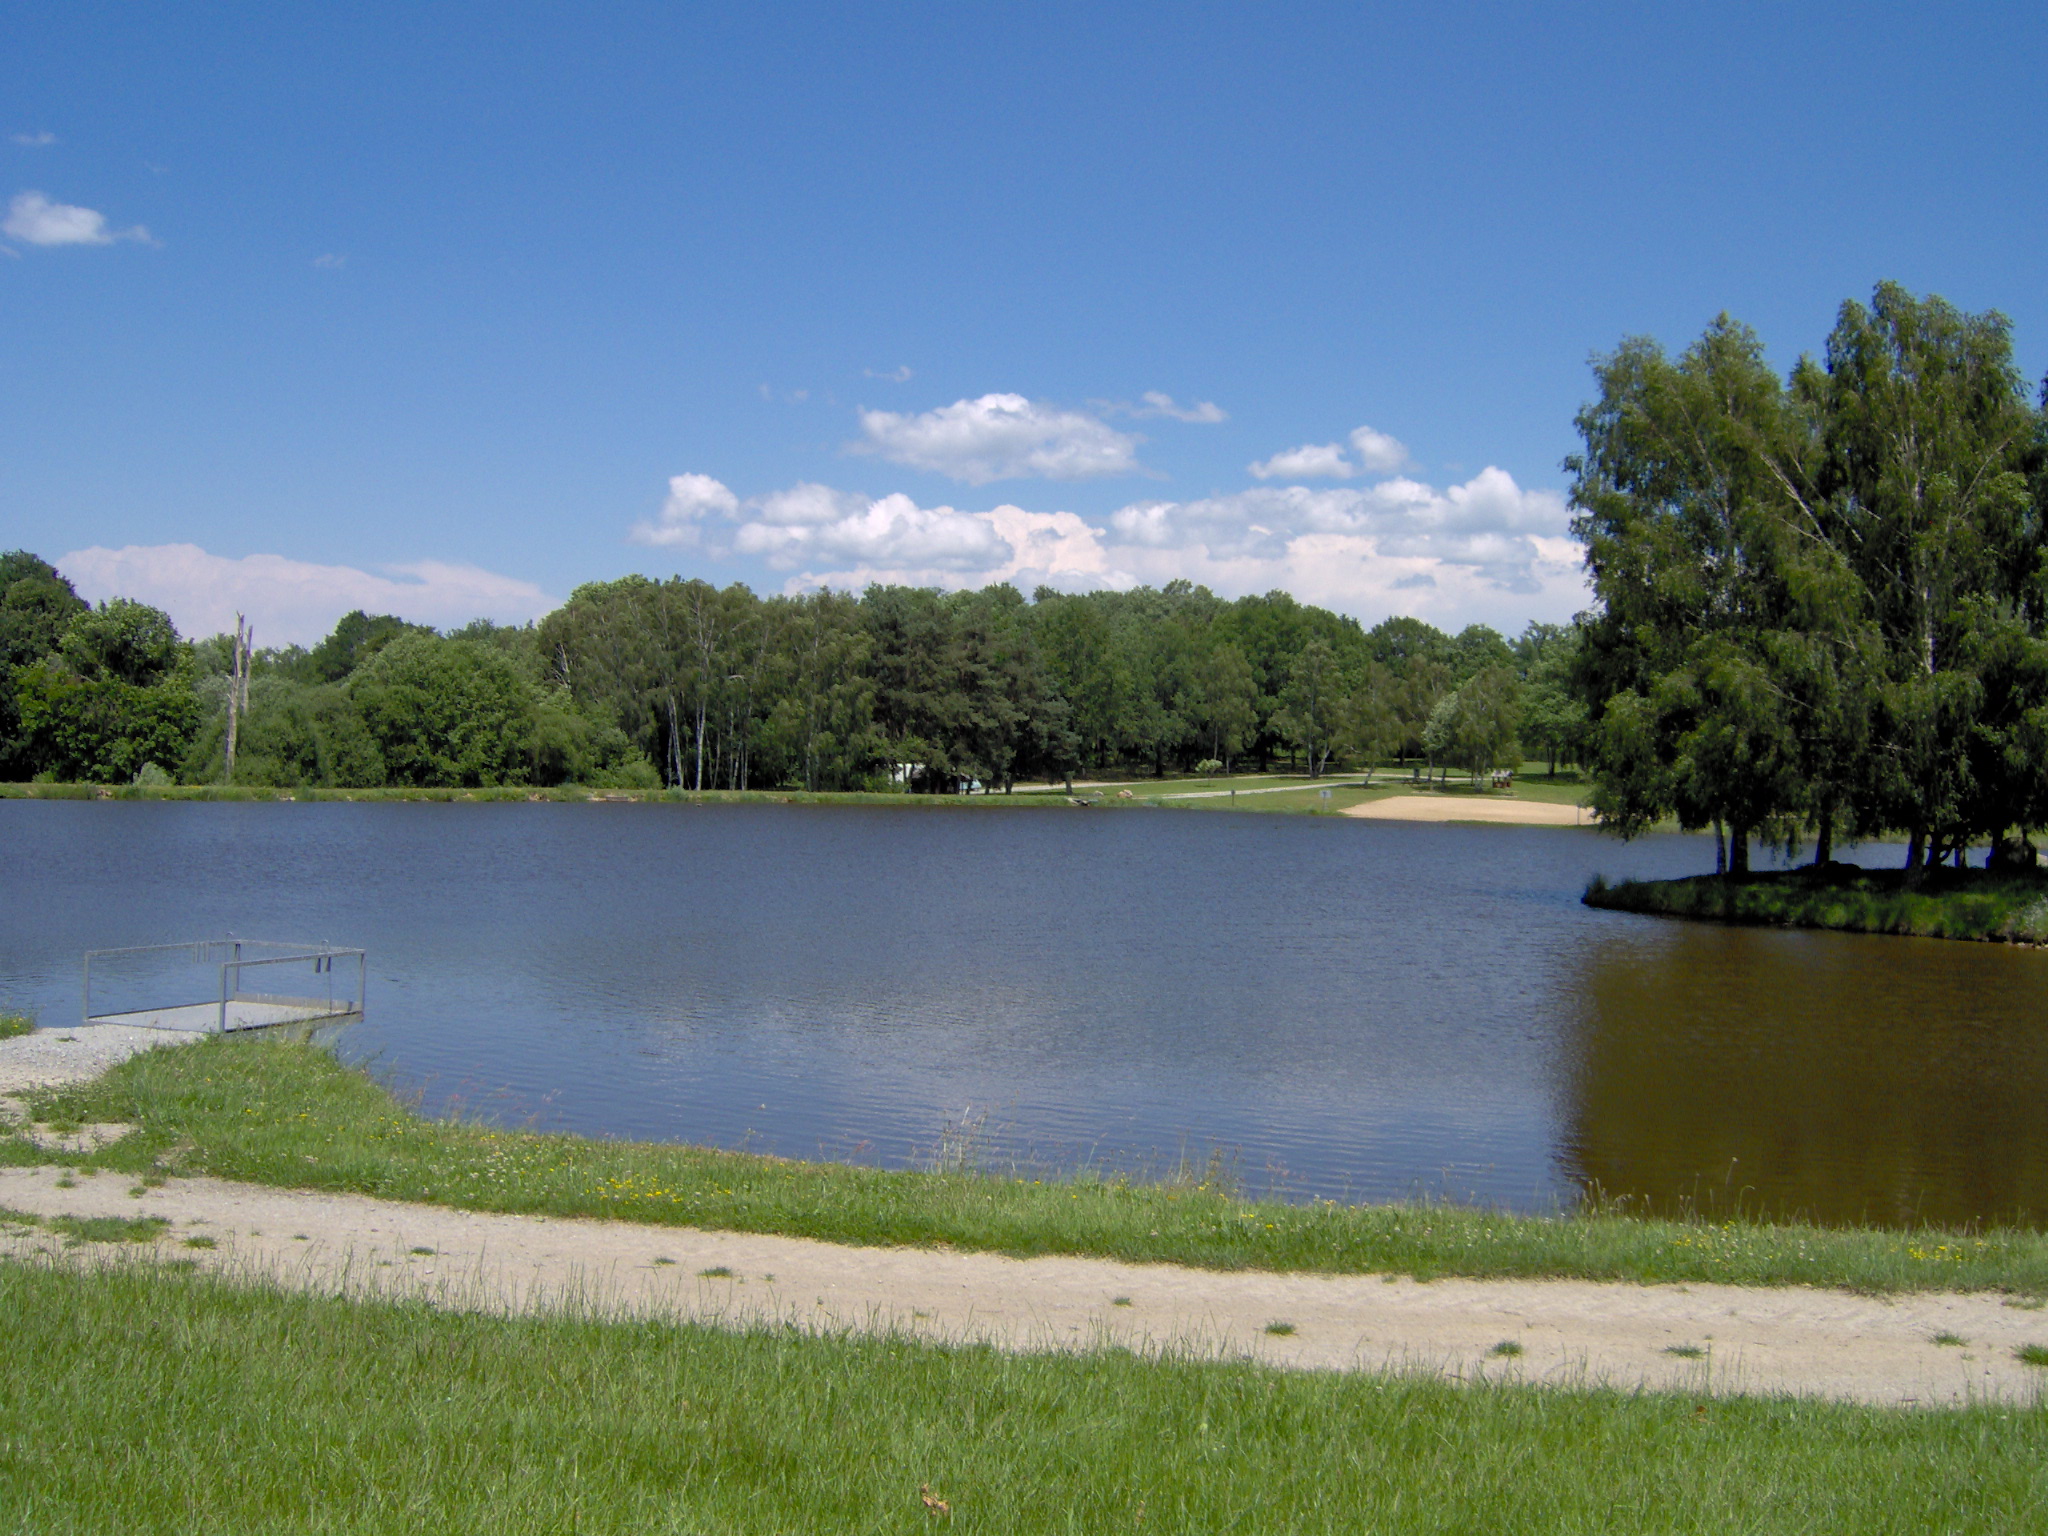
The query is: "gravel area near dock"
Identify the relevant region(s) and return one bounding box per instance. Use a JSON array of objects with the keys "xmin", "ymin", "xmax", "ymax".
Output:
[{"xmin": 0, "ymin": 1023, "xmax": 201, "ymax": 1095}]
